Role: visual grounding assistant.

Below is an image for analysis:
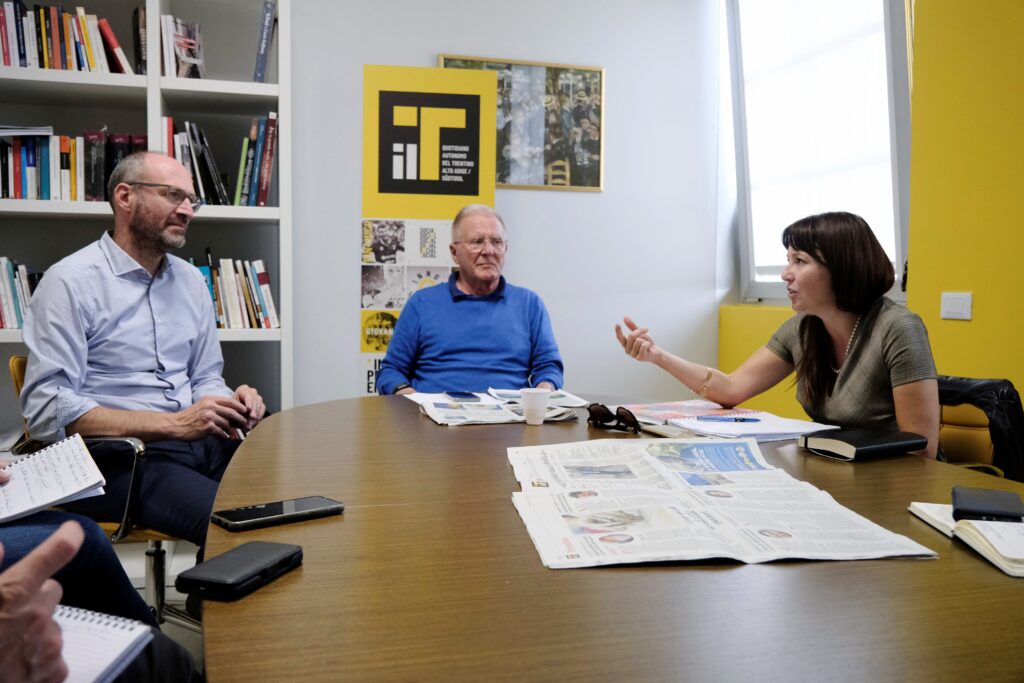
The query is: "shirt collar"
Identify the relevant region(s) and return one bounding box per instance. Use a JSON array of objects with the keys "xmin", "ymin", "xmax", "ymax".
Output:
[
  {"xmin": 448, "ymin": 273, "xmax": 506, "ymax": 301},
  {"xmin": 100, "ymin": 231, "xmax": 171, "ymax": 279}
]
